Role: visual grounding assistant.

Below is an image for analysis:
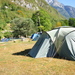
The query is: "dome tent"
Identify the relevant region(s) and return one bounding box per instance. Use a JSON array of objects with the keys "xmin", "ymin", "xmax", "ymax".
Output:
[{"xmin": 28, "ymin": 26, "xmax": 75, "ymax": 61}]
